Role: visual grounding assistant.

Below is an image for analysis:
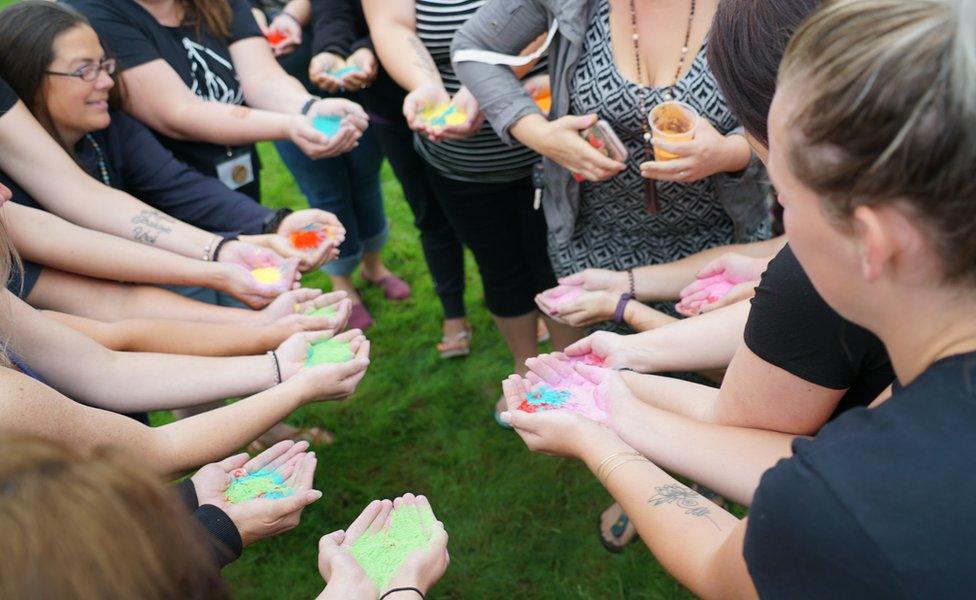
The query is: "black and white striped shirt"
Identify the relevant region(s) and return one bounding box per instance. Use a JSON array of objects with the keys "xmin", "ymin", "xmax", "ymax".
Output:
[{"xmin": 415, "ymin": 0, "xmax": 544, "ymax": 182}]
